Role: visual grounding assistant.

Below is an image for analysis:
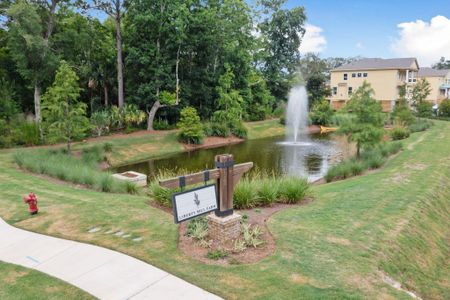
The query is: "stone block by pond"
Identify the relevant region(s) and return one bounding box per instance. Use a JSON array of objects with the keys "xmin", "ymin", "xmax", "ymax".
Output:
[{"xmin": 112, "ymin": 171, "xmax": 147, "ymax": 187}]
